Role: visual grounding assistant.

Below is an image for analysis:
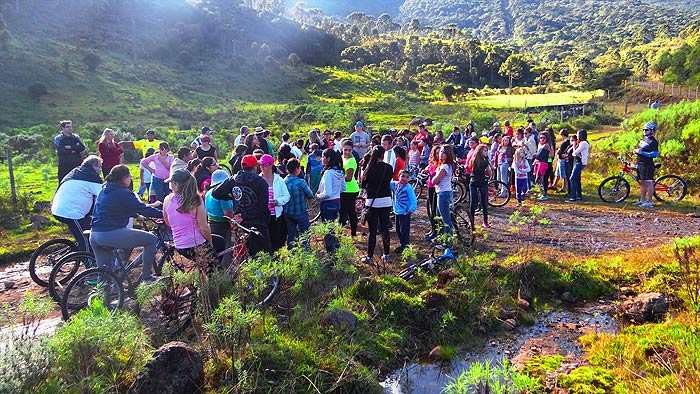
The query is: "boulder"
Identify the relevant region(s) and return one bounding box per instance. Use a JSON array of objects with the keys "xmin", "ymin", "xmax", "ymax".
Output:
[
  {"xmin": 320, "ymin": 309, "xmax": 358, "ymax": 332},
  {"xmin": 620, "ymin": 292, "xmax": 669, "ymax": 323},
  {"xmin": 129, "ymin": 341, "xmax": 203, "ymax": 394}
]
